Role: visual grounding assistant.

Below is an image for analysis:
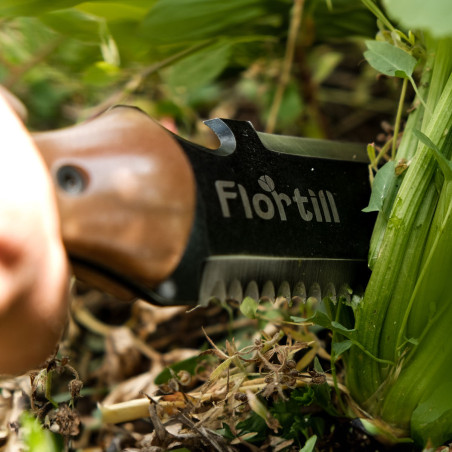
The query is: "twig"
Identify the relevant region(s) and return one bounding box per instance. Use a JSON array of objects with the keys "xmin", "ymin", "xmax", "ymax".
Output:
[
  {"xmin": 86, "ymin": 40, "xmax": 214, "ymax": 117},
  {"xmin": 265, "ymin": 0, "xmax": 305, "ymax": 133}
]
